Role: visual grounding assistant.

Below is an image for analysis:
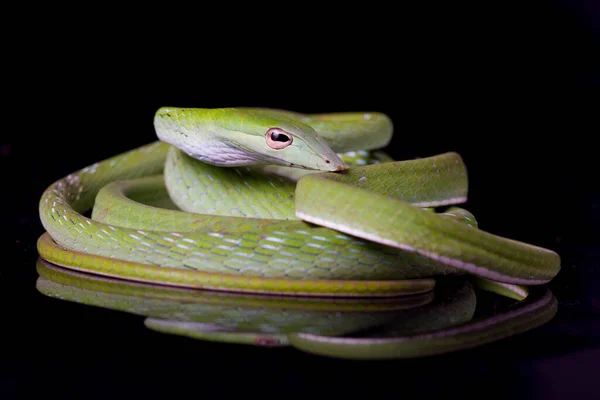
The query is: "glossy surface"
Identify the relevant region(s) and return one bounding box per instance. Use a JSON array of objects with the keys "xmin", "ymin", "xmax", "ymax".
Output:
[
  {"xmin": 4, "ymin": 6, "xmax": 597, "ymax": 394},
  {"xmin": 34, "ymin": 260, "xmax": 558, "ymax": 359}
]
